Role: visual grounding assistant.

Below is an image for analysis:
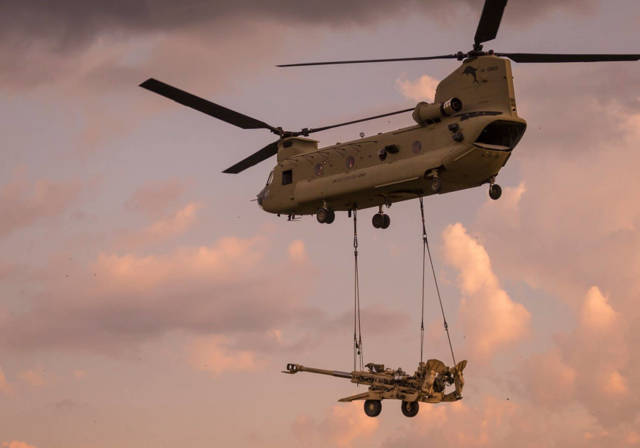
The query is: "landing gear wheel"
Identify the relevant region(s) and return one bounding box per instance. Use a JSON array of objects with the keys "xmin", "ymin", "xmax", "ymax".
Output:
[
  {"xmin": 382, "ymin": 214, "xmax": 390, "ymax": 229},
  {"xmin": 372, "ymin": 213, "xmax": 390, "ymax": 229},
  {"xmin": 489, "ymin": 184, "xmax": 502, "ymax": 200},
  {"xmin": 401, "ymin": 400, "xmax": 419, "ymax": 417},
  {"xmin": 325, "ymin": 209, "xmax": 335, "ymax": 224},
  {"xmin": 316, "ymin": 207, "xmax": 334, "ymax": 224},
  {"xmin": 364, "ymin": 400, "xmax": 382, "ymax": 417},
  {"xmin": 431, "ymin": 176, "xmax": 441, "ymax": 193}
]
